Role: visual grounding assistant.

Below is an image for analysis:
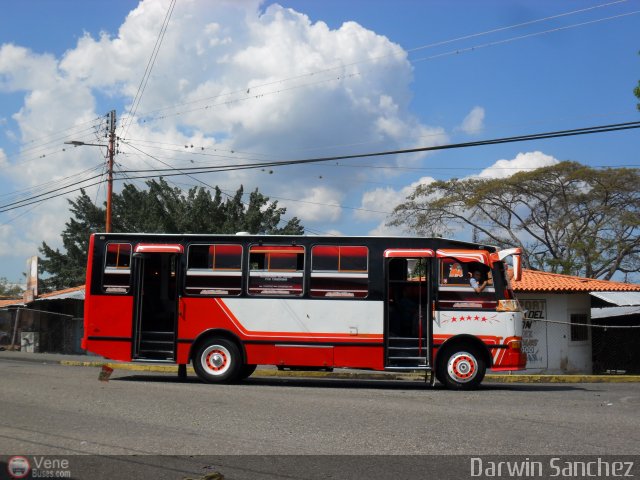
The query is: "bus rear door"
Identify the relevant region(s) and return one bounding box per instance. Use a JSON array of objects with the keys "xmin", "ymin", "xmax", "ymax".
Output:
[{"xmin": 131, "ymin": 244, "xmax": 184, "ymax": 362}]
